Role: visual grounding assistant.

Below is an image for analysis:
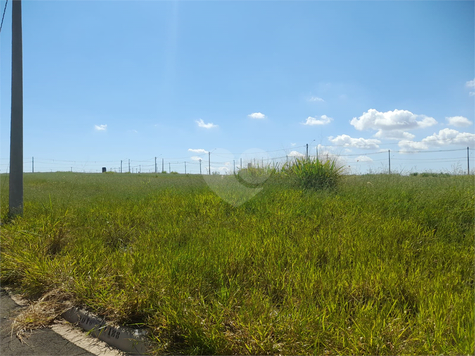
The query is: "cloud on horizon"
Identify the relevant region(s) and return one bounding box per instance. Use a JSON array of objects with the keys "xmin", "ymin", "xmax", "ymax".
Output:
[
  {"xmin": 399, "ymin": 128, "xmax": 475, "ymax": 151},
  {"xmin": 351, "ymin": 109, "xmax": 437, "ymax": 139},
  {"xmin": 356, "ymin": 155, "xmax": 373, "ymax": 162},
  {"xmin": 328, "ymin": 134, "xmax": 381, "ymax": 149},
  {"xmin": 188, "ymin": 148, "xmax": 208, "ymax": 154},
  {"xmin": 288, "ymin": 150, "xmax": 305, "ymax": 157}
]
